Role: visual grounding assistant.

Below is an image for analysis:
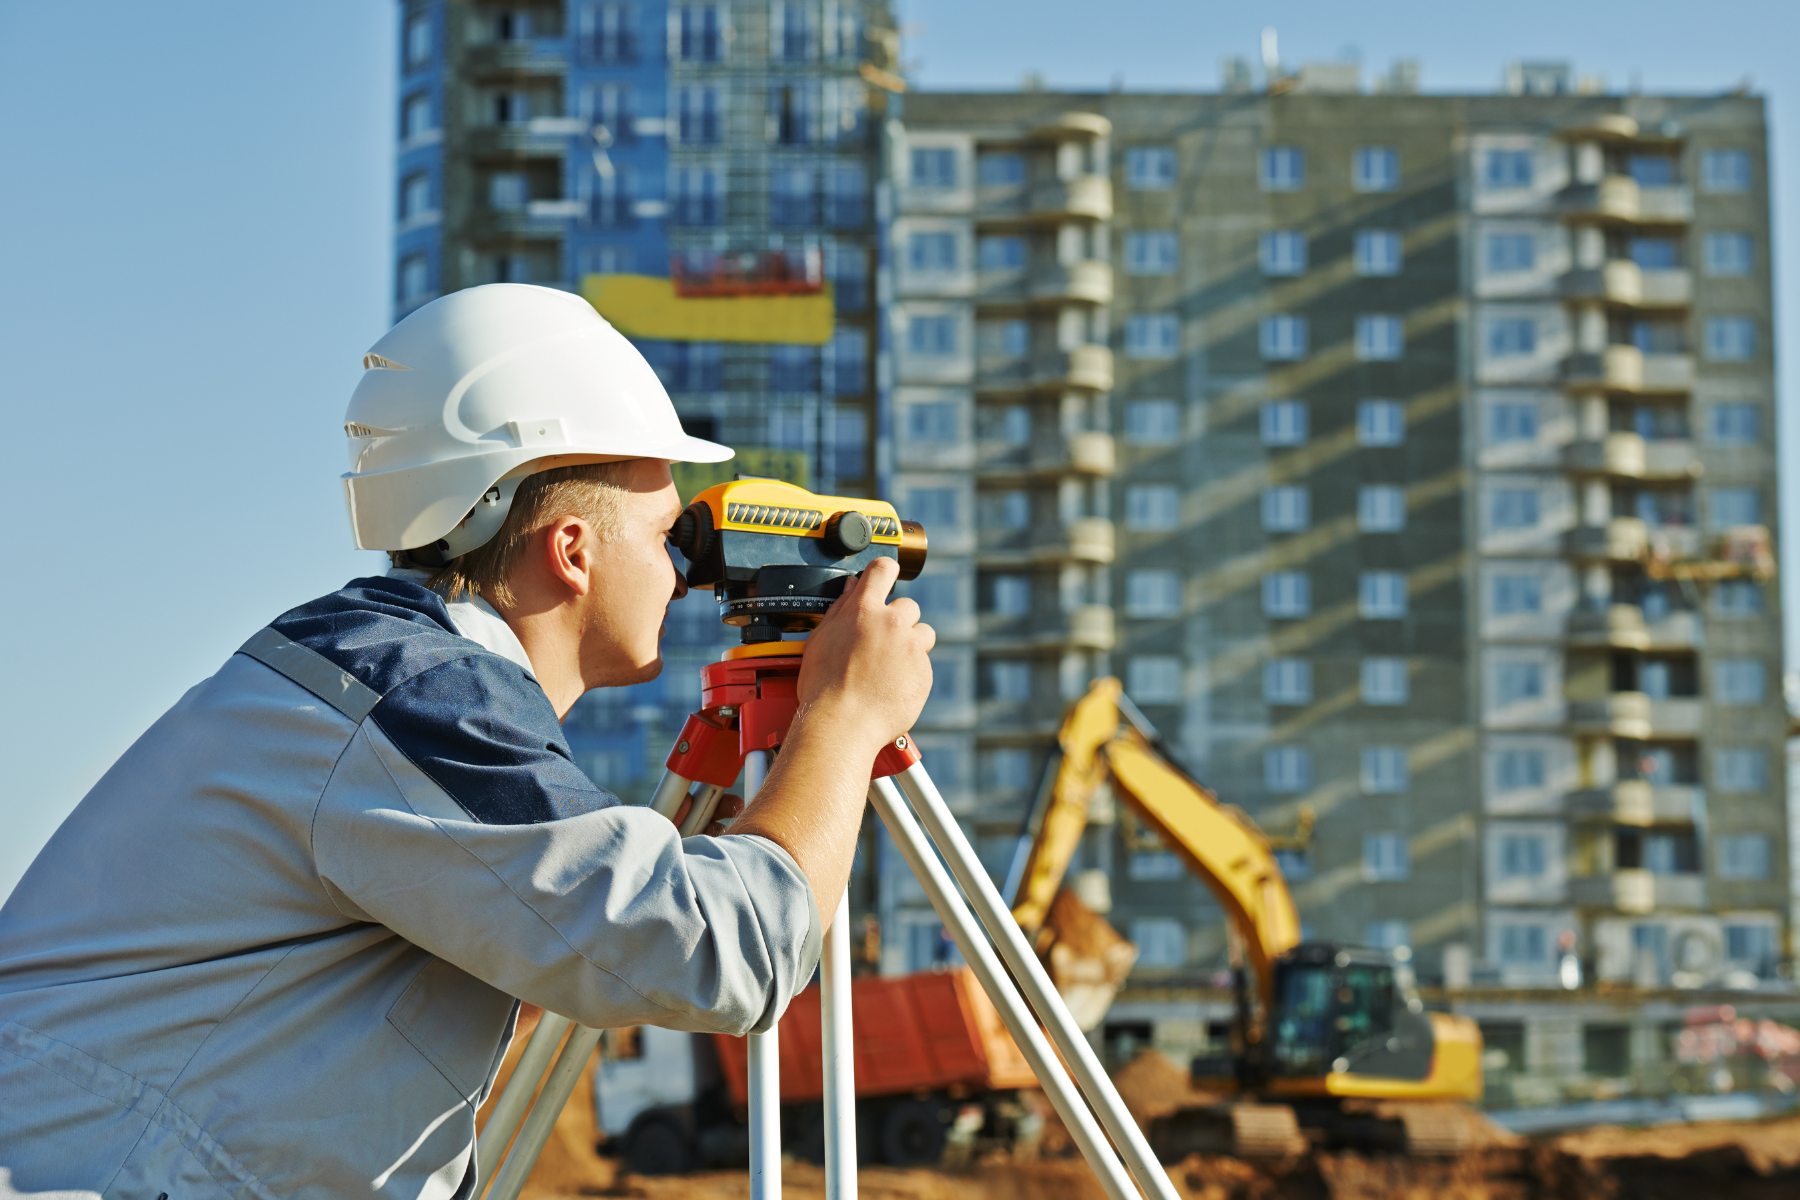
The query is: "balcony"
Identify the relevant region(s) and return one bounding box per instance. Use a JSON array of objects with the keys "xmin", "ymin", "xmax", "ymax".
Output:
[
  {"xmin": 1648, "ymin": 697, "xmax": 1703, "ymax": 737},
  {"xmin": 1030, "ymin": 344, "xmax": 1114, "ymax": 391},
  {"xmin": 1028, "ymin": 260, "xmax": 1113, "ymax": 305},
  {"xmin": 977, "ymin": 694, "xmax": 1071, "ymax": 736},
  {"xmin": 463, "ymin": 124, "xmax": 571, "ymax": 159},
  {"xmin": 1028, "ymin": 175, "xmax": 1112, "ymax": 221},
  {"xmin": 982, "ymin": 517, "xmax": 1116, "ymax": 565},
  {"xmin": 1566, "ymin": 603, "xmax": 1649, "ymax": 649},
  {"xmin": 1642, "ymin": 440, "xmax": 1702, "ymax": 479},
  {"xmin": 1559, "ymin": 345, "xmax": 1691, "ymax": 395},
  {"xmin": 1567, "ymin": 691, "xmax": 1652, "ymax": 738},
  {"xmin": 467, "ymin": 206, "xmax": 566, "ymax": 240},
  {"xmin": 1571, "ymin": 869, "xmax": 1705, "ymax": 913},
  {"xmin": 1038, "ymin": 430, "xmax": 1115, "ymax": 476},
  {"xmin": 1559, "ymin": 176, "xmax": 1693, "ymax": 225},
  {"xmin": 1568, "ymin": 781, "xmax": 1701, "ymax": 826},
  {"xmin": 1563, "ymin": 516, "xmax": 1648, "ymax": 560},
  {"xmin": 1563, "ymin": 432, "xmax": 1646, "ymax": 477},
  {"xmin": 1035, "ymin": 604, "xmax": 1116, "ymax": 651},
  {"xmin": 1560, "ymin": 261, "xmax": 1692, "ymax": 309},
  {"xmin": 1643, "ymin": 610, "xmax": 1702, "ymax": 648},
  {"xmin": 462, "ymin": 42, "xmax": 568, "ymax": 77},
  {"xmin": 1029, "ymin": 112, "xmax": 1112, "ymax": 141}
]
